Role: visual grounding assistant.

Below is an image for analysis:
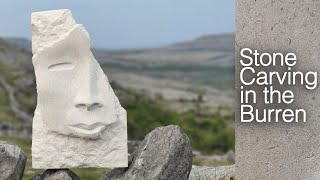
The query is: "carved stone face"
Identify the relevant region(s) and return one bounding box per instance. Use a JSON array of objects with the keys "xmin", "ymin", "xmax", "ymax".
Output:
[{"xmin": 32, "ymin": 25, "xmax": 117, "ymax": 139}]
